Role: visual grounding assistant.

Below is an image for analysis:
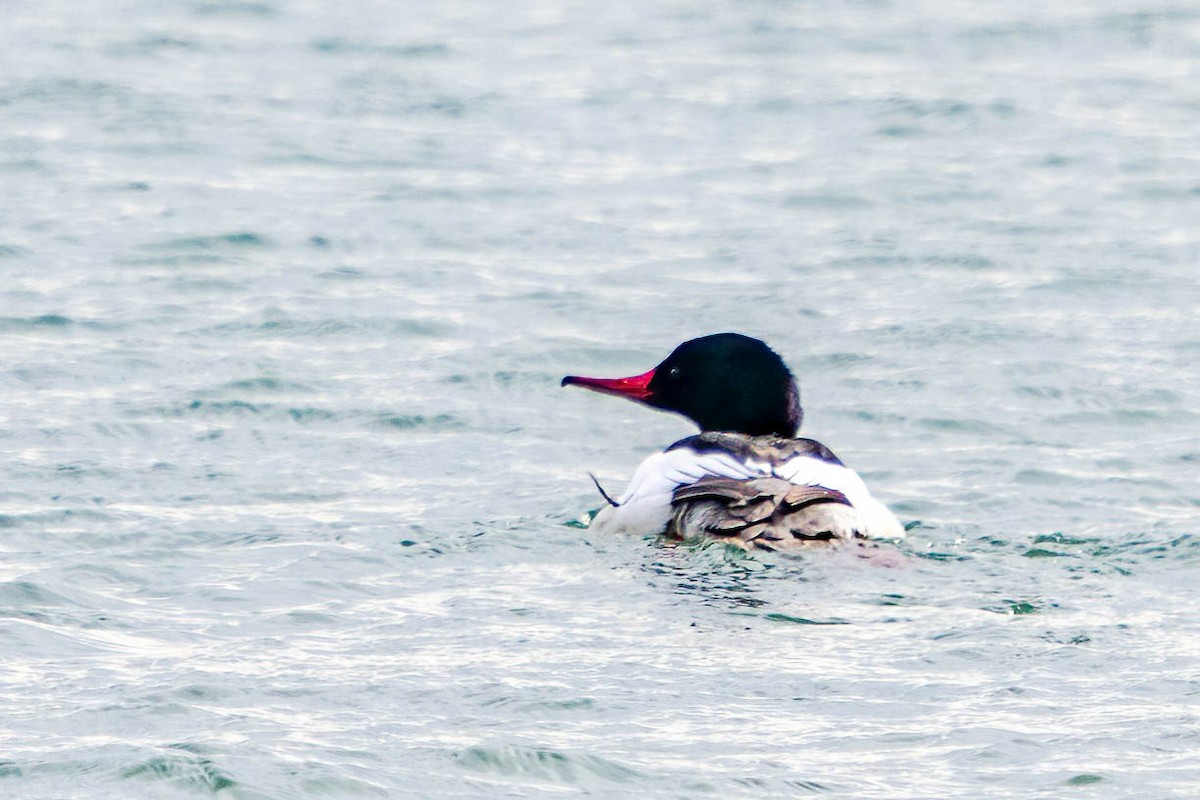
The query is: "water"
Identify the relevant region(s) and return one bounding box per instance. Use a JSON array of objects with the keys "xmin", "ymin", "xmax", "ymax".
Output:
[{"xmin": 2, "ymin": 0, "xmax": 1198, "ymax": 797}]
